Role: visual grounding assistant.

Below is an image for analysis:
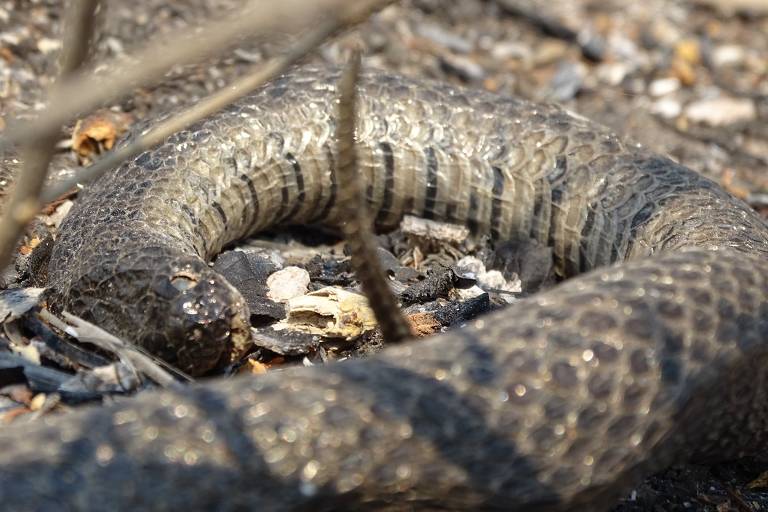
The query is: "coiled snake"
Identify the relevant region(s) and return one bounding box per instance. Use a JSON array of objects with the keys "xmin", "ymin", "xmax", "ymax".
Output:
[{"xmin": 1, "ymin": 66, "xmax": 767, "ymax": 511}]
